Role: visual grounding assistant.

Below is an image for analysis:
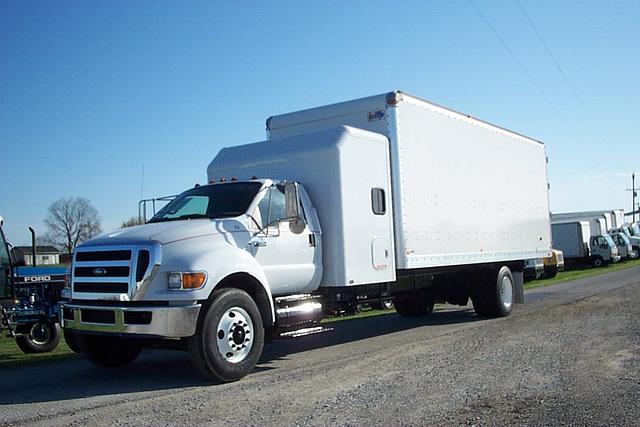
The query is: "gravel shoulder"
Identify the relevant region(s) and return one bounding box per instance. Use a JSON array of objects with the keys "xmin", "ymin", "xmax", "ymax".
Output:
[{"xmin": 1, "ymin": 267, "xmax": 638, "ymax": 426}]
